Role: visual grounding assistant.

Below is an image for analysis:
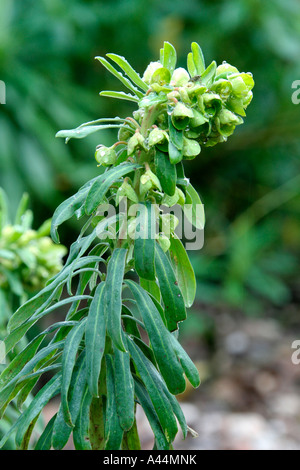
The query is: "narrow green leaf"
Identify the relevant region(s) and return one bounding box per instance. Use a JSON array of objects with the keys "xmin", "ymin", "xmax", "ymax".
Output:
[
  {"xmin": 121, "ymin": 304, "xmax": 141, "ymax": 339},
  {"xmin": 140, "ymin": 278, "xmax": 161, "ymax": 303},
  {"xmin": 169, "ymin": 234, "xmax": 196, "ymax": 308},
  {"xmin": 96, "ymin": 56, "xmax": 143, "ymax": 98},
  {"xmin": 105, "ymin": 355, "xmax": 124, "ymax": 450},
  {"xmin": 85, "ymin": 163, "xmax": 142, "ymax": 215},
  {"xmin": 169, "ymin": 117, "xmax": 184, "ymax": 149},
  {"xmin": 127, "ymin": 338, "xmax": 178, "ymax": 442},
  {"xmin": 73, "ymin": 385, "xmax": 92, "ymax": 450},
  {"xmin": 0, "ymin": 336, "xmax": 43, "ymax": 389},
  {"xmin": 13, "ymin": 373, "xmax": 62, "ymax": 449},
  {"xmin": 86, "ymin": 282, "xmax": 106, "ymax": 396},
  {"xmin": 201, "ymin": 60, "xmax": 217, "ymax": 85},
  {"xmin": 144, "ymin": 356, "xmax": 188, "ymax": 438},
  {"xmin": 125, "ymin": 280, "xmax": 186, "ymax": 395},
  {"xmin": 191, "ymin": 42, "xmax": 205, "ymax": 75},
  {"xmin": 14, "ymin": 192, "xmax": 29, "ymax": 225},
  {"xmin": 105, "ymin": 249, "xmax": 127, "ymax": 352},
  {"xmin": 155, "ymin": 149, "xmax": 176, "ymax": 197},
  {"xmin": 134, "ymin": 379, "xmax": 170, "ymax": 450},
  {"xmin": 113, "ymin": 349, "xmax": 135, "ymax": 431},
  {"xmin": 61, "ymin": 321, "xmax": 86, "ymax": 427},
  {"xmin": 56, "ymin": 124, "xmax": 125, "ymax": 141},
  {"xmin": 0, "ymin": 341, "xmax": 64, "ymax": 413},
  {"xmin": 52, "ymin": 352, "xmax": 87, "ymax": 449},
  {"xmin": 134, "ymin": 202, "xmax": 156, "ymax": 281},
  {"xmin": 169, "ymin": 140, "xmax": 183, "ymax": 165},
  {"xmin": 155, "ymin": 242, "xmax": 187, "ymax": 330},
  {"xmin": 187, "ymin": 52, "xmax": 197, "ymax": 78},
  {"xmin": 100, "ymin": 91, "xmax": 139, "ymax": 103},
  {"xmin": 162, "ymin": 42, "xmax": 177, "ymax": 74},
  {"xmin": 184, "ymin": 183, "xmax": 205, "ymax": 230},
  {"xmin": 169, "ymin": 333, "xmax": 201, "ymax": 388},
  {"xmin": 0, "ymin": 188, "xmax": 9, "ymax": 230},
  {"xmin": 51, "ymin": 178, "xmax": 97, "ymax": 243},
  {"xmin": 106, "ymin": 54, "xmax": 149, "ymax": 92},
  {"xmin": 34, "ymin": 414, "xmax": 57, "ymax": 450}
]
